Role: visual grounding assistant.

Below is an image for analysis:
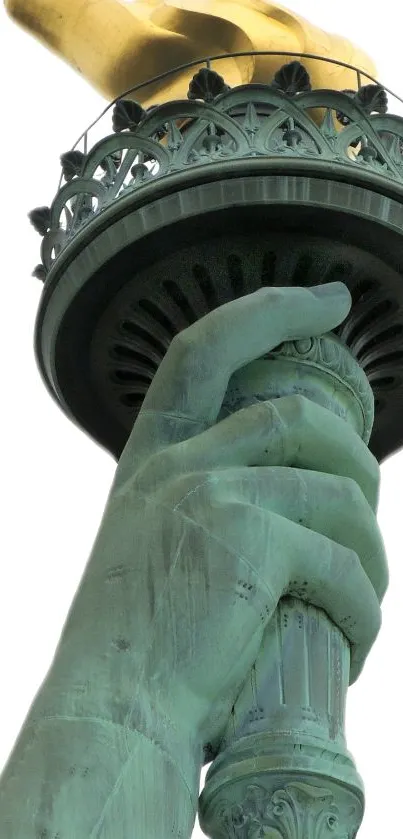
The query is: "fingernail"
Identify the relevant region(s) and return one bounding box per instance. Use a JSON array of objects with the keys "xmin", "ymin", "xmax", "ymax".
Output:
[{"xmin": 310, "ymin": 282, "xmax": 351, "ymax": 299}]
